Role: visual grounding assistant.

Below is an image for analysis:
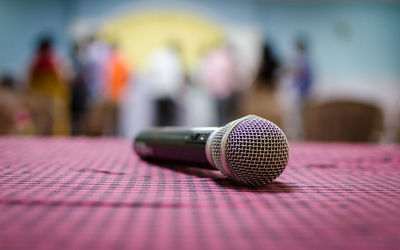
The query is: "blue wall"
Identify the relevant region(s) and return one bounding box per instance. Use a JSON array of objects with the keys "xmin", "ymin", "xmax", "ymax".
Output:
[
  {"xmin": 255, "ymin": 2, "xmax": 400, "ymax": 79},
  {"xmin": 1, "ymin": 0, "xmax": 400, "ymax": 81},
  {"xmin": 0, "ymin": 0, "xmax": 70, "ymax": 75}
]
